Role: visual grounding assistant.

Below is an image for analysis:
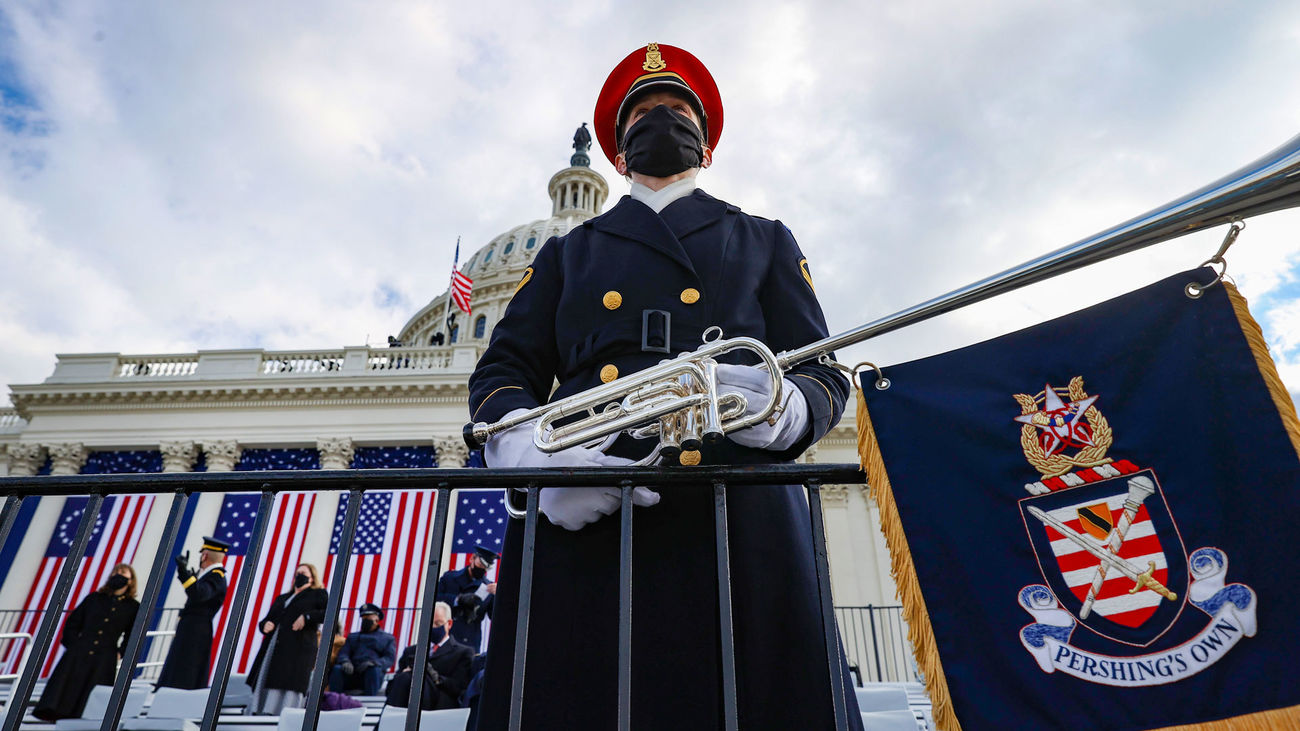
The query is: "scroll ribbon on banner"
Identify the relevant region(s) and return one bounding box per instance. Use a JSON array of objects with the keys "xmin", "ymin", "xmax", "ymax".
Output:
[{"xmin": 857, "ymin": 268, "xmax": 1300, "ymax": 731}]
